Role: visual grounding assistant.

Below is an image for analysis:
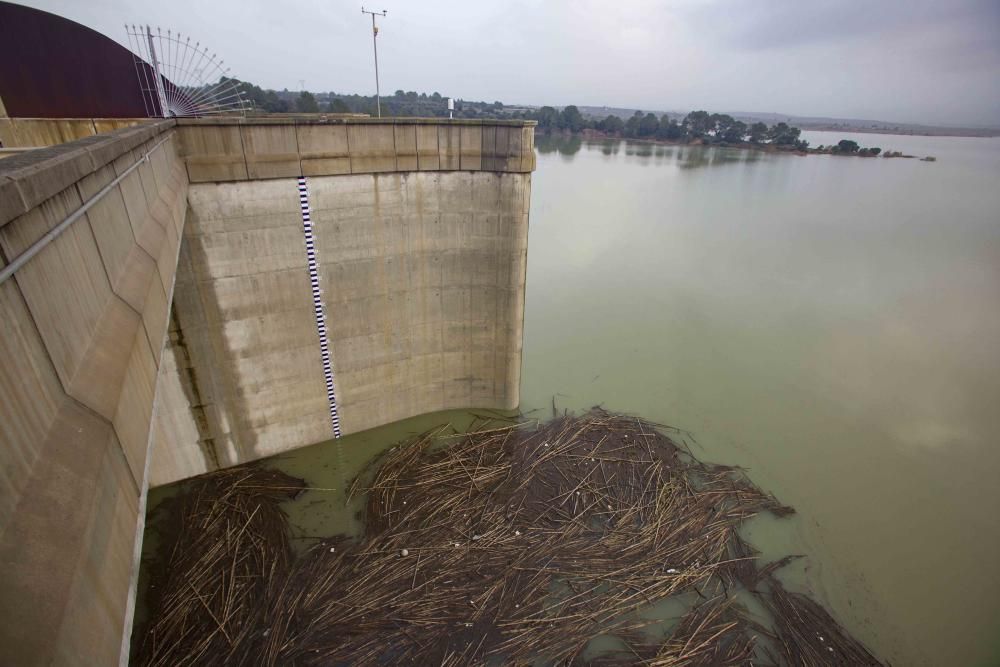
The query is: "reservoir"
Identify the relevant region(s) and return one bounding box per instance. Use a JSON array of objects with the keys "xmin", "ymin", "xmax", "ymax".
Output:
[
  {"xmin": 144, "ymin": 131, "xmax": 1000, "ymax": 665},
  {"xmin": 520, "ymin": 131, "xmax": 1000, "ymax": 666}
]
